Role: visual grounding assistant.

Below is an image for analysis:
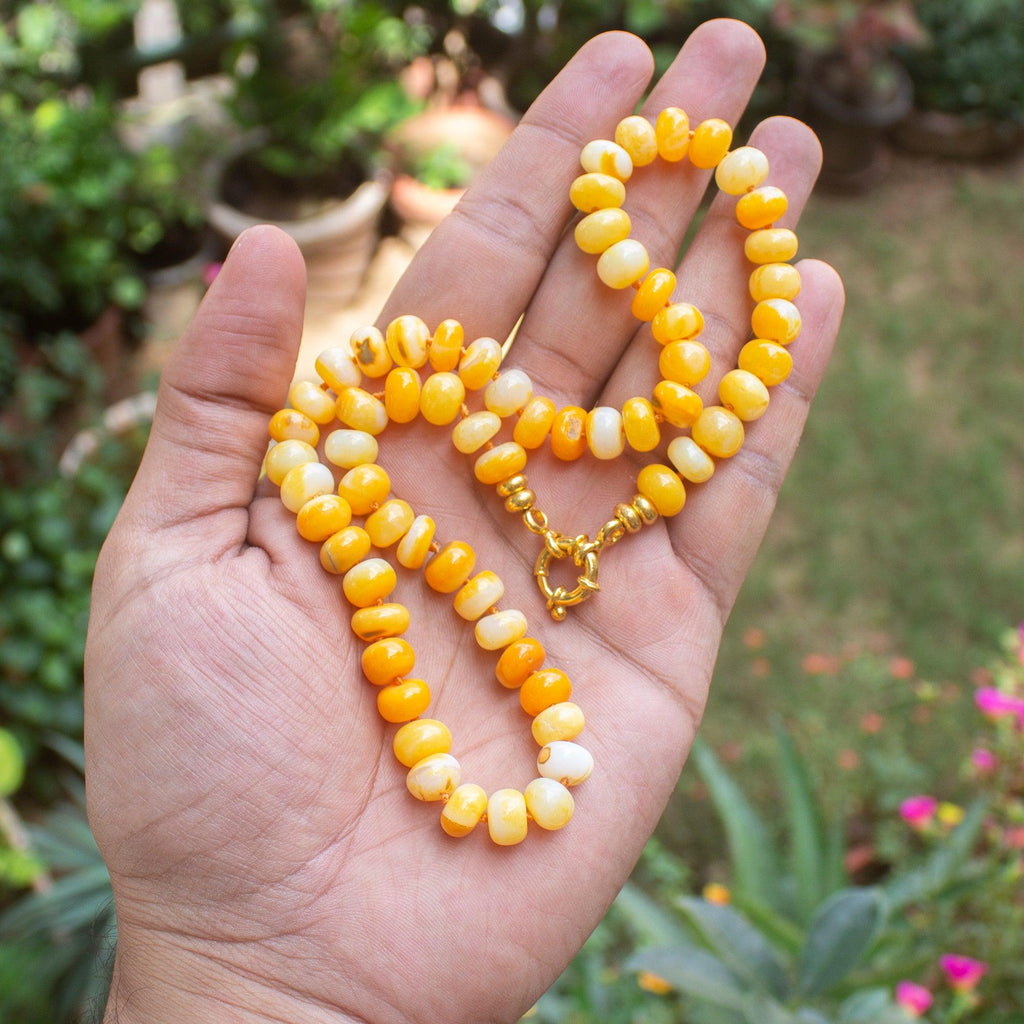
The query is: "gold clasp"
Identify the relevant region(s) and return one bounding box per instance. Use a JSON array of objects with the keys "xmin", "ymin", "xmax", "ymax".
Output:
[{"xmin": 534, "ymin": 530, "xmax": 602, "ymax": 621}]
